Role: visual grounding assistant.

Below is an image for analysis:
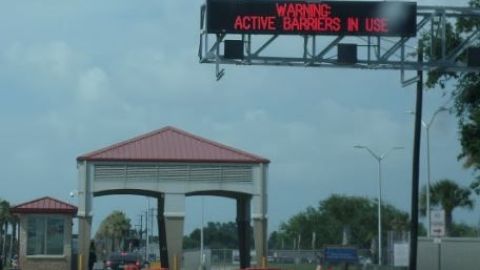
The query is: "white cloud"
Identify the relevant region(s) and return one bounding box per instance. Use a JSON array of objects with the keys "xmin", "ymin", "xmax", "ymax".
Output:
[
  {"xmin": 76, "ymin": 67, "xmax": 110, "ymax": 102},
  {"xmin": 3, "ymin": 41, "xmax": 80, "ymax": 79}
]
